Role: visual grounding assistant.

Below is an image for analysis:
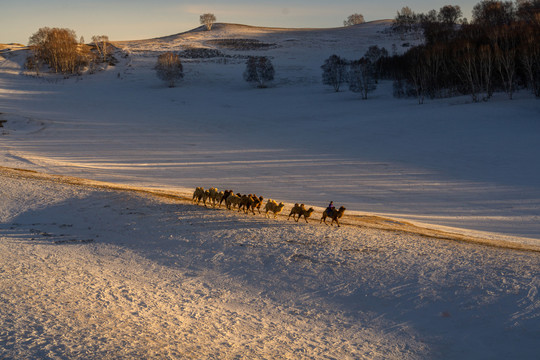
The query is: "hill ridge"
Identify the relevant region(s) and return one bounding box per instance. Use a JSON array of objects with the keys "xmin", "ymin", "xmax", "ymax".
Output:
[{"xmin": 115, "ymin": 19, "xmax": 393, "ymax": 44}]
